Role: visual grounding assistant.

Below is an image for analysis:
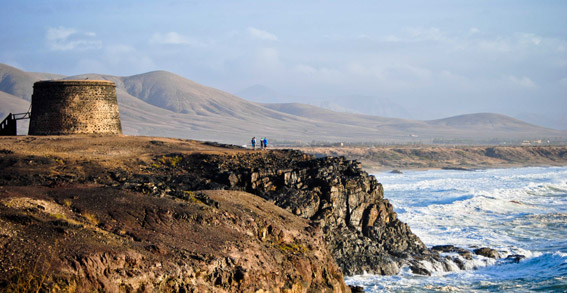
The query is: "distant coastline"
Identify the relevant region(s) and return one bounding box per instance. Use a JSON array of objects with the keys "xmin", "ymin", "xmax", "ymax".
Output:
[{"xmin": 293, "ymin": 145, "xmax": 567, "ymax": 172}]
